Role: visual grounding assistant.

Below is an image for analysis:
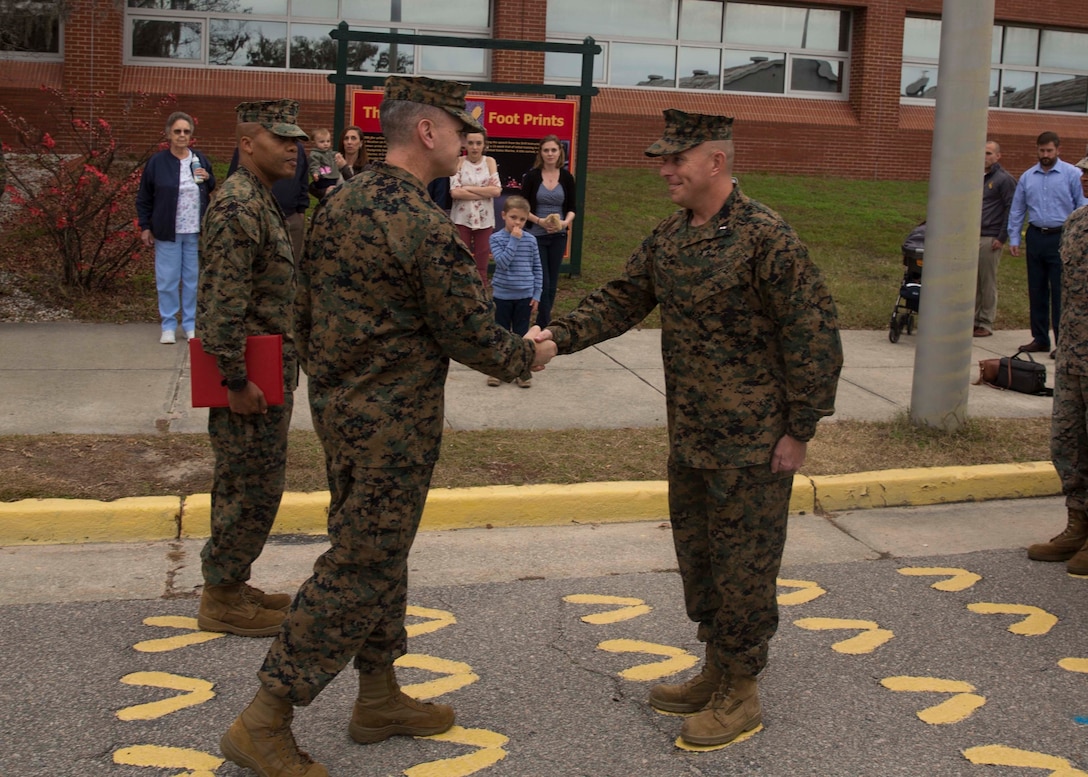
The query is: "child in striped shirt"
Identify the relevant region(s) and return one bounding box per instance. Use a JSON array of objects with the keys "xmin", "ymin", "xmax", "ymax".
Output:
[{"xmin": 487, "ymin": 195, "xmax": 543, "ymax": 388}]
